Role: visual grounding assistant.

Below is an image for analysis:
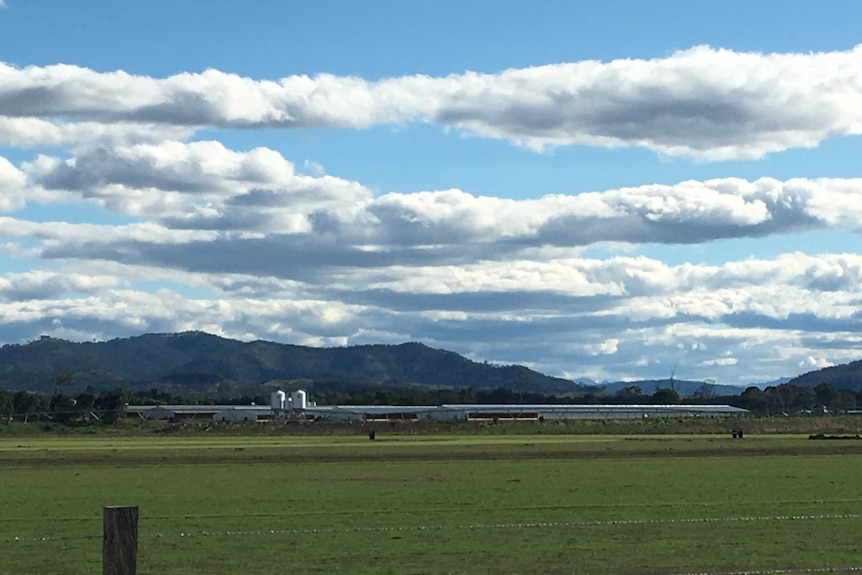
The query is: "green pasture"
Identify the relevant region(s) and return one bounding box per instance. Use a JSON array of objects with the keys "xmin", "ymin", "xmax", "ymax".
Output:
[{"xmin": 2, "ymin": 434, "xmax": 862, "ymax": 574}]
